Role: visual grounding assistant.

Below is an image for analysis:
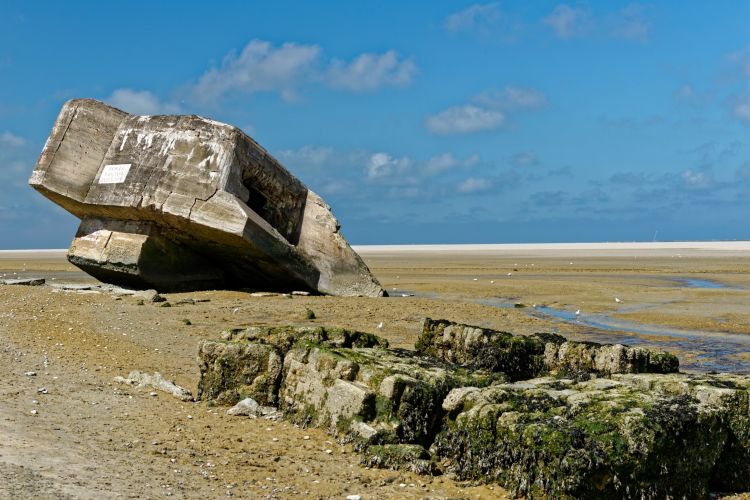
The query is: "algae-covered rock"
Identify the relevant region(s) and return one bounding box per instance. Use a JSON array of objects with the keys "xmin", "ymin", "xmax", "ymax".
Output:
[
  {"xmin": 418, "ymin": 318, "xmax": 678, "ymax": 379},
  {"xmin": 545, "ymin": 341, "xmax": 679, "ymax": 378},
  {"xmin": 361, "ymin": 444, "xmax": 437, "ymax": 474},
  {"xmin": 196, "ymin": 340, "xmax": 283, "ymax": 405},
  {"xmin": 416, "ymin": 318, "xmax": 552, "ymax": 380},
  {"xmin": 432, "ymin": 373, "xmax": 750, "ymax": 499},
  {"xmin": 280, "ymin": 343, "xmax": 502, "ymax": 444},
  {"xmin": 222, "ymin": 325, "xmax": 388, "ymax": 353},
  {"xmin": 196, "ymin": 320, "xmax": 747, "ymax": 497}
]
